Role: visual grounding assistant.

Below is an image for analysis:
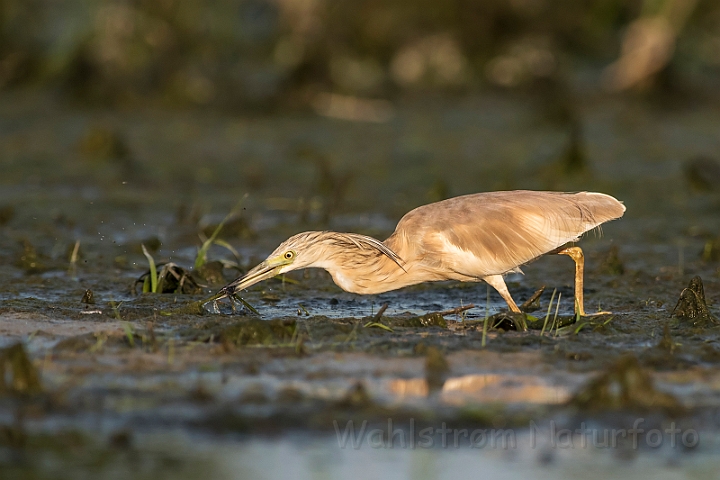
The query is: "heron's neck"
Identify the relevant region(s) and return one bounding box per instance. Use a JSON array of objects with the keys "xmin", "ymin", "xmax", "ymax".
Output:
[
  {"xmin": 325, "ymin": 256, "xmax": 410, "ymax": 294},
  {"xmin": 312, "ymin": 238, "xmax": 411, "ymax": 295}
]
